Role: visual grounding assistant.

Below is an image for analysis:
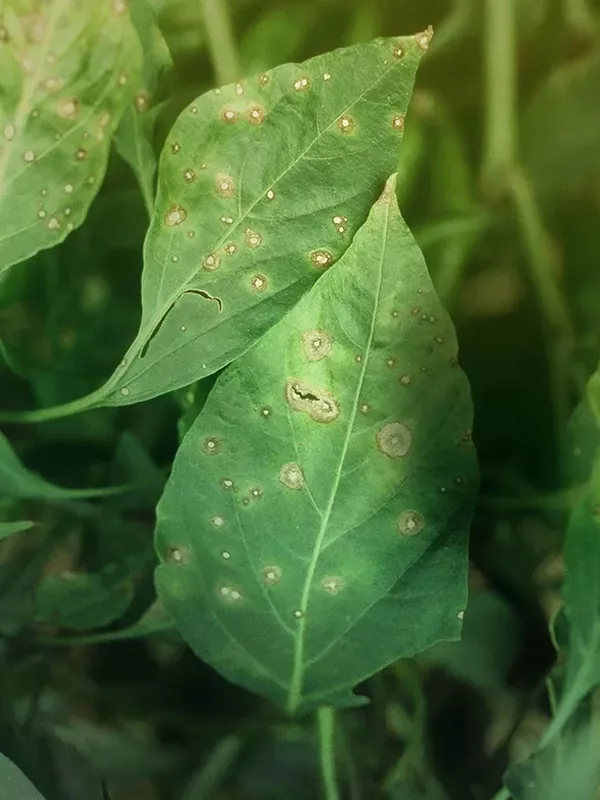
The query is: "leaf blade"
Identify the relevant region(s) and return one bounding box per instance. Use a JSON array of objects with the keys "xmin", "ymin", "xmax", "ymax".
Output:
[
  {"xmin": 155, "ymin": 173, "xmax": 477, "ymax": 714},
  {"xmin": 8, "ymin": 31, "xmax": 429, "ymax": 421},
  {"xmin": 0, "ymin": 0, "xmax": 143, "ymax": 282}
]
